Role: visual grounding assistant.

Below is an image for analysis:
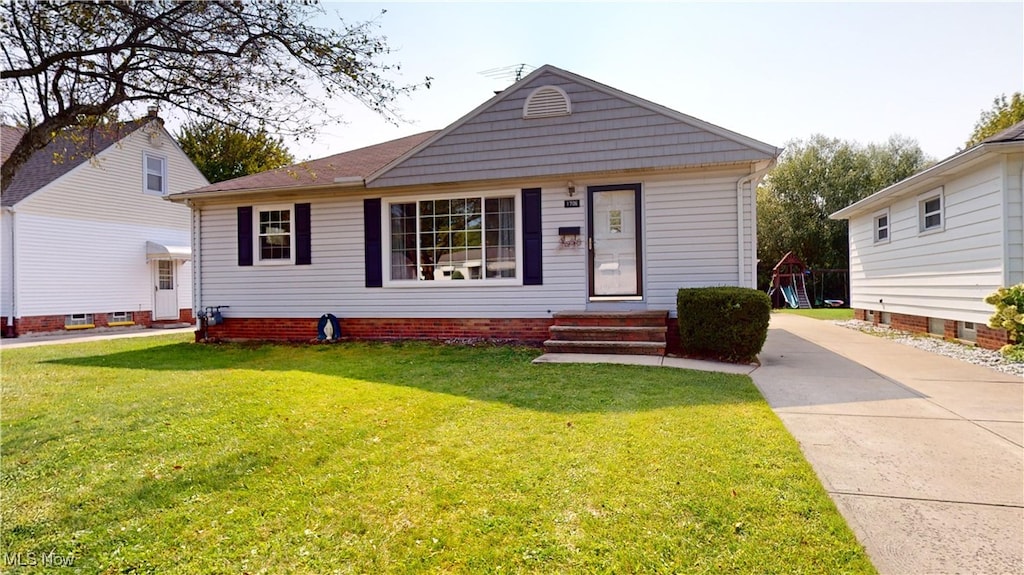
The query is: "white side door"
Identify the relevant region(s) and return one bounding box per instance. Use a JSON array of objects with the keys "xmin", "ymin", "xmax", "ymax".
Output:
[{"xmin": 153, "ymin": 260, "xmax": 178, "ymax": 320}]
